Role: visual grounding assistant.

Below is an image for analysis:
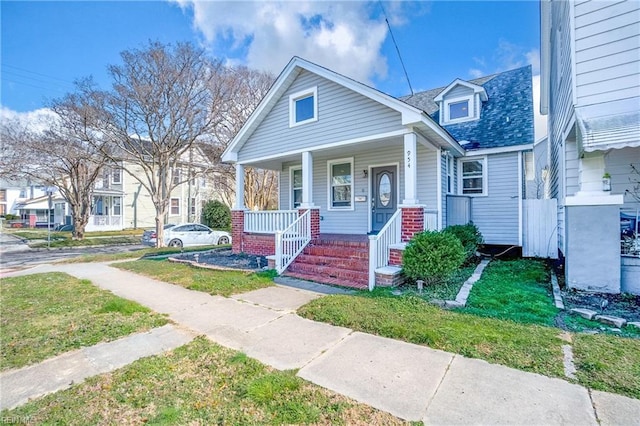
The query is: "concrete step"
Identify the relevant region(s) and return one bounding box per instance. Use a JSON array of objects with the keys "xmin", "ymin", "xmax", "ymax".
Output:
[{"xmin": 282, "ymin": 271, "xmax": 369, "ymax": 290}]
